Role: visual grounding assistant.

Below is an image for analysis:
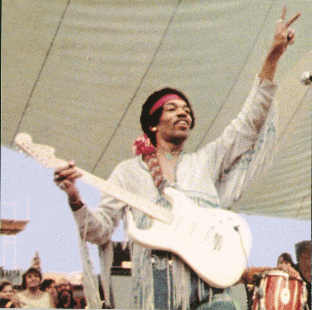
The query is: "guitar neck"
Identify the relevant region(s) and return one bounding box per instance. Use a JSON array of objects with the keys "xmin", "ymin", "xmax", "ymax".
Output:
[{"xmin": 52, "ymin": 158, "xmax": 172, "ymax": 224}]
